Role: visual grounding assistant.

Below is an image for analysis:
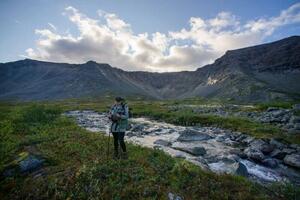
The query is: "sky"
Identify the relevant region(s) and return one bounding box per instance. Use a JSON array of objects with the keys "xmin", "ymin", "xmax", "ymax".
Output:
[{"xmin": 1, "ymin": 0, "xmax": 300, "ymax": 72}]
